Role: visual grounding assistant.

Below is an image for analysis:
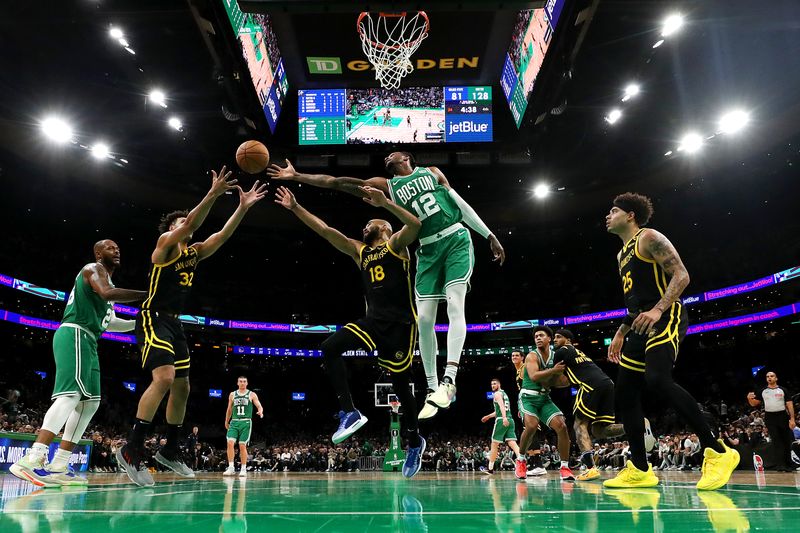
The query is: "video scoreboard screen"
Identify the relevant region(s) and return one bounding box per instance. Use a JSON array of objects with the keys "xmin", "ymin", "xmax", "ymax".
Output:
[
  {"xmin": 221, "ymin": 1, "xmax": 288, "ymax": 133},
  {"xmin": 501, "ymin": 0, "xmax": 566, "ymax": 127},
  {"xmin": 298, "ymin": 86, "xmax": 492, "ymax": 145}
]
